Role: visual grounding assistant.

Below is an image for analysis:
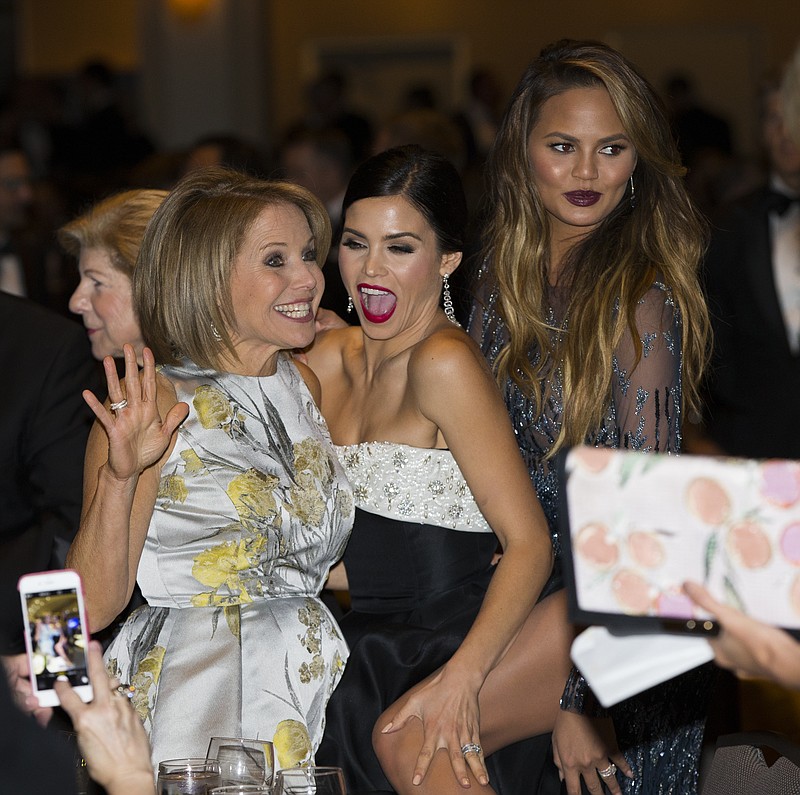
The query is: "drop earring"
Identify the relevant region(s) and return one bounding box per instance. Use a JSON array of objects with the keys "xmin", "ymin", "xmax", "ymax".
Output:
[
  {"xmin": 629, "ymin": 174, "xmax": 637, "ymax": 209},
  {"xmin": 210, "ymin": 322, "xmax": 222, "ymax": 341},
  {"xmin": 442, "ymin": 273, "xmax": 460, "ymax": 326},
  {"xmin": 346, "ymin": 295, "xmax": 354, "ymax": 314}
]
